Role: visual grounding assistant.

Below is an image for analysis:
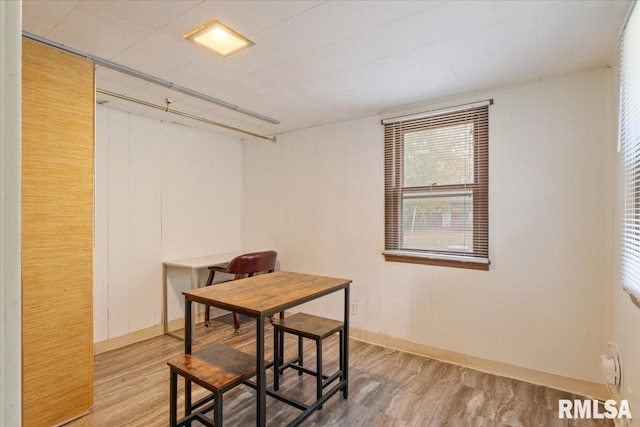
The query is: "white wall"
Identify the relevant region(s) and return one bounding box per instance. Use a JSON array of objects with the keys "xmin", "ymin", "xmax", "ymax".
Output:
[
  {"xmin": 243, "ymin": 116, "xmax": 384, "ymax": 328},
  {"xmin": 94, "ymin": 106, "xmax": 243, "ymax": 342},
  {"xmin": 243, "ymin": 68, "xmax": 614, "ymax": 384}
]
